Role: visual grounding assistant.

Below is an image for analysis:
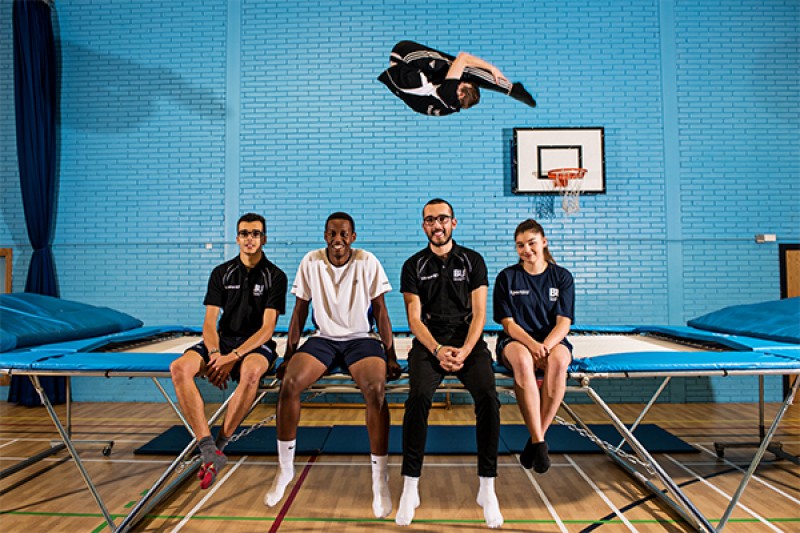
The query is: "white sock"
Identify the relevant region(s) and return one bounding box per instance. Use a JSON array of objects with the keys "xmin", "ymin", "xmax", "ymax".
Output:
[
  {"xmin": 264, "ymin": 439, "xmax": 296, "ymax": 507},
  {"xmin": 370, "ymin": 454, "xmax": 392, "ymax": 518},
  {"xmin": 395, "ymin": 475, "xmax": 420, "ymax": 526},
  {"xmin": 476, "ymin": 476, "xmax": 504, "ymax": 529}
]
